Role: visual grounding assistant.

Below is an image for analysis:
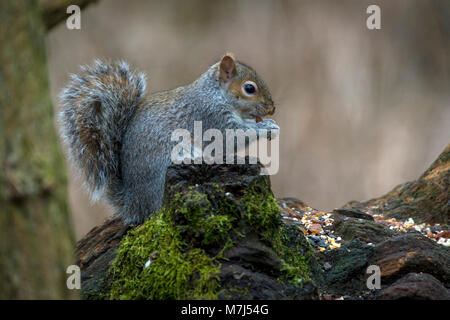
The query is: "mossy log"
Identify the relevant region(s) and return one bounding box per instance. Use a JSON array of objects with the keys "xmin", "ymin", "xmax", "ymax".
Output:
[
  {"xmin": 76, "ymin": 145, "xmax": 449, "ymax": 300},
  {"xmin": 77, "ymin": 160, "xmax": 320, "ymax": 300},
  {"xmin": 343, "ymin": 144, "xmax": 449, "ymax": 225}
]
